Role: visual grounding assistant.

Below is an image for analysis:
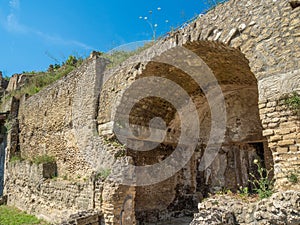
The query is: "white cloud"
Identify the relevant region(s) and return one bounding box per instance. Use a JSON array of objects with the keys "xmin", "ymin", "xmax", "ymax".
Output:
[
  {"xmin": 3, "ymin": 0, "xmax": 94, "ymax": 50},
  {"xmin": 35, "ymin": 31, "xmax": 94, "ymax": 50},
  {"xmin": 9, "ymin": 0, "xmax": 20, "ymax": 10},
  {"xmin": 6, "ymin": 13, "xmax": 28, "ymax": 33}
]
